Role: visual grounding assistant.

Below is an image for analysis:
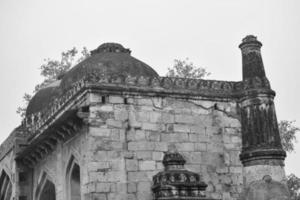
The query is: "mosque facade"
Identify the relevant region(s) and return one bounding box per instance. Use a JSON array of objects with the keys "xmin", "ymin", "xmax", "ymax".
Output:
[{"xmin": 0, "ymin": 36, "xmax": 290, "ymax": 200}]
